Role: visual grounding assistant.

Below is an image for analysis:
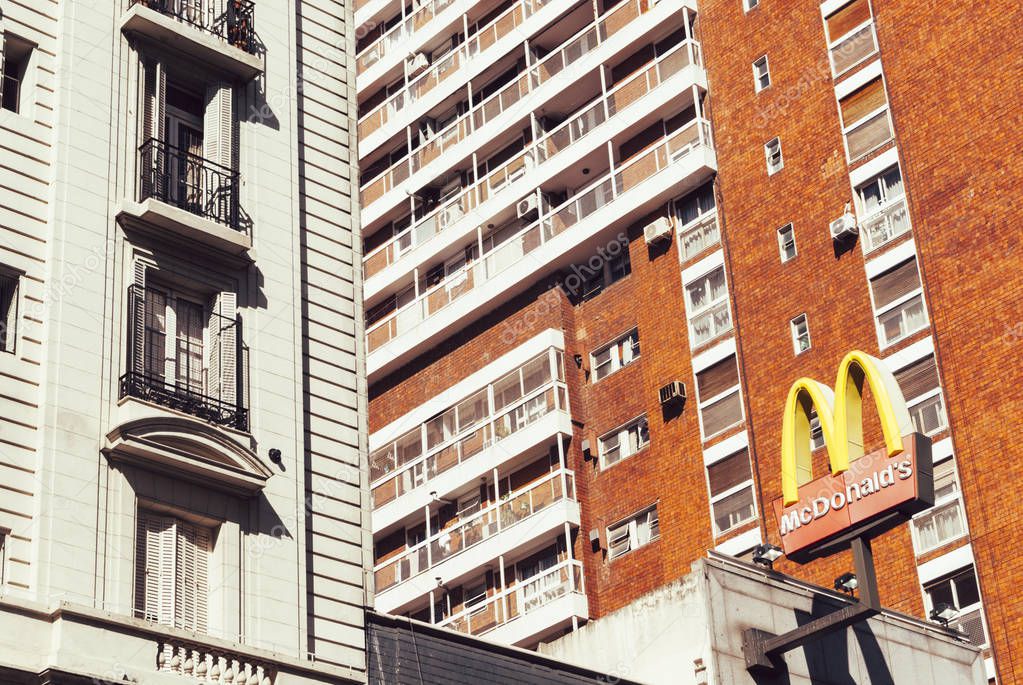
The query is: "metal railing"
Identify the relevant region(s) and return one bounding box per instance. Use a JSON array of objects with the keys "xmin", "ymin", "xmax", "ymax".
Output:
[
  {"xmin": 860, "ymin": 196, "xmax": 909, "ymax": 254},
  {"xmin": 437, "ymin": 559, "xmax": 584, "ymax": 637},
  {"xmin": 358, "ymin": 0, "xmax": 653, "ymax": 142},
  {"xmin": 138, "ymin": 138, "xmax": 242, "ymax": 231},
  {"xmin": 371, "ymin": 380, "xmax": 569, "ymax": 508},
  {"xmin": 362, "ymin": 40, "xmax": 700, "ymax": 277},
  {"xmin": 130, "ymin": 0, "xmax": 257, "ymax": 54},
  {"xmin": 374, "ymin": 469, "xmax": 577, "ymax": 592},
  {"xmin": 356, "ymin": 0, "xmax": 461, "ymax": 73},
  {"xmin": 120, "ymin": 285, "xmax": 249, "ymax": 431},
  {"xmin": 365, "ymin": 119, "xmax": 711, "ymax": 352}
]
